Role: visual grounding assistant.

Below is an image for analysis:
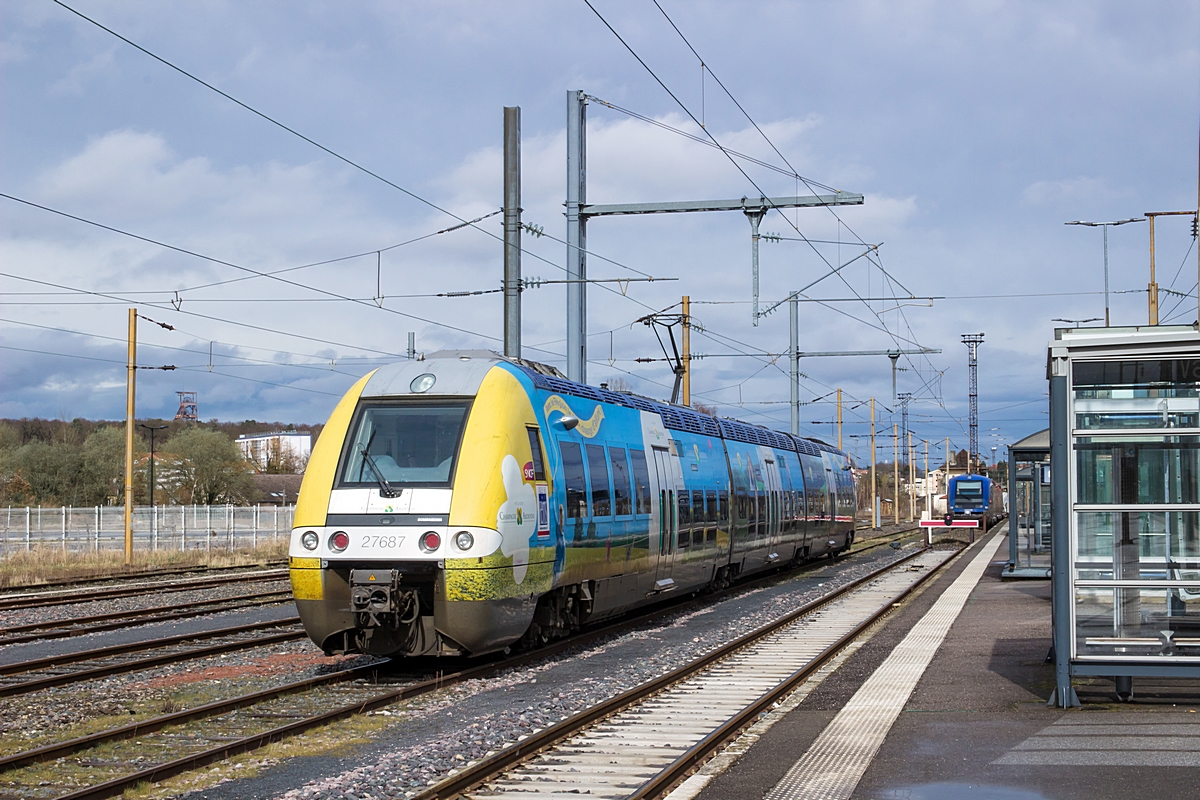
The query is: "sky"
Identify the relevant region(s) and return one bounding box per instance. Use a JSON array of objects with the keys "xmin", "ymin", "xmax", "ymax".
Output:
[{"xmin": 1, "ymin": 0, "xmax": 1198, "ymax": 465}]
